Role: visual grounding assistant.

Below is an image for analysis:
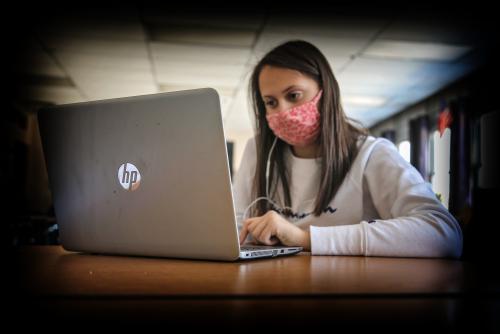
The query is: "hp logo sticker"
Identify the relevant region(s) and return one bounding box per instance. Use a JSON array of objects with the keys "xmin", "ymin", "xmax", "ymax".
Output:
[{"xmin": 117, "ymin": 163, "xmax": 141, "ymax": 191}]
